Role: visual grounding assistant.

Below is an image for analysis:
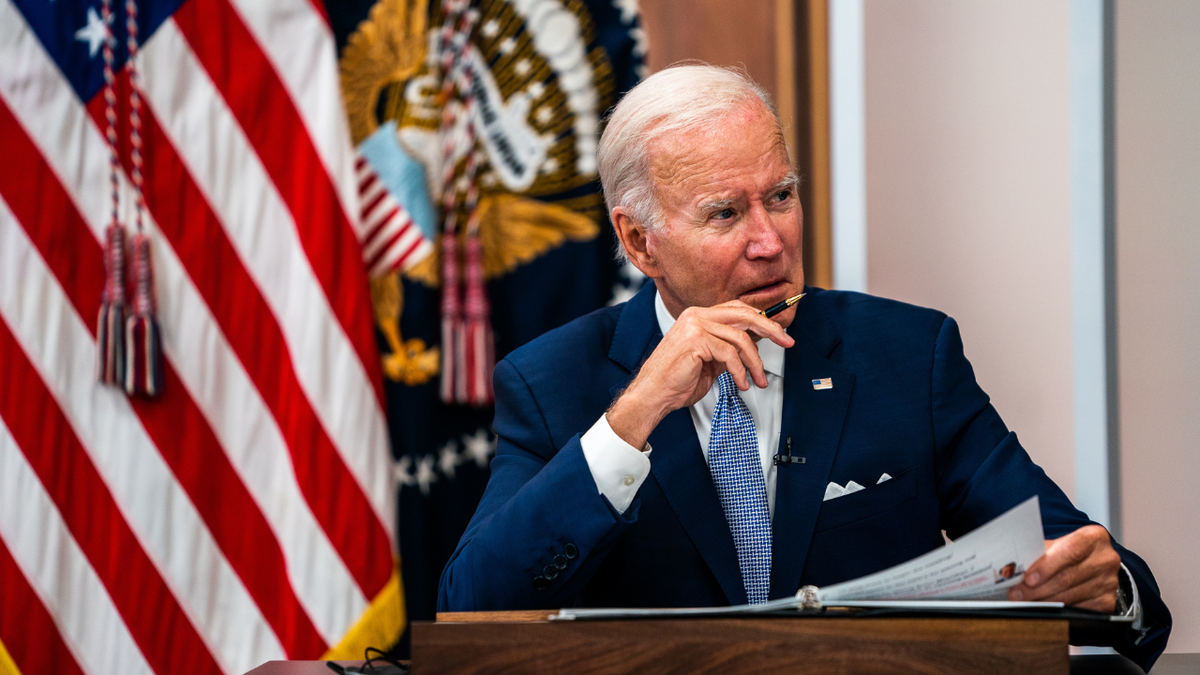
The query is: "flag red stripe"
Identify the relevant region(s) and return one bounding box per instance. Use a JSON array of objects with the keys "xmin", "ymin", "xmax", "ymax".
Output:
[
  {"xmin": 172, "ymin": 0, "xmax": 385, "ymax": 408},
  {"xmin": 358, "ymin": 171, "xmax": 377, "ymax": 195},
  {"xmin": 394, "ymin": 234, "xmax": 428, "ymax": 268},
  {"xmin": 366, "ymin": 222, "xmax": 417, "ymax": 271},
  {"xmin": 384, "ymin": 233, "xmax": 429, "ymax": 275},
  {"xmin": 360, "ymin": 187, "xmax": 389, "ymax": 222},
  {"xmin": 376, "ymin": 230, "xmax": 434, "ymax": 276},
  {"xmin": 82, "ymin": 82, "xmax": 392, "ymax": 598},
  {"xmin": 2, "ymin": 97, "xmax": 325, "ymax": 656},
  {"xmin": 0, "ymin": 539, "xmax": 86, "ymax": 675},
  {"xmin": 363, "ymin": 206, "xmax": 403, "ymax": 246},
  {"xmin": 0, "ymin": 101, "xmax": 104, "ymax": 322},
  {"xmin": 0, "ymin": 320, "xmax": 221, "ymax": 675}
]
